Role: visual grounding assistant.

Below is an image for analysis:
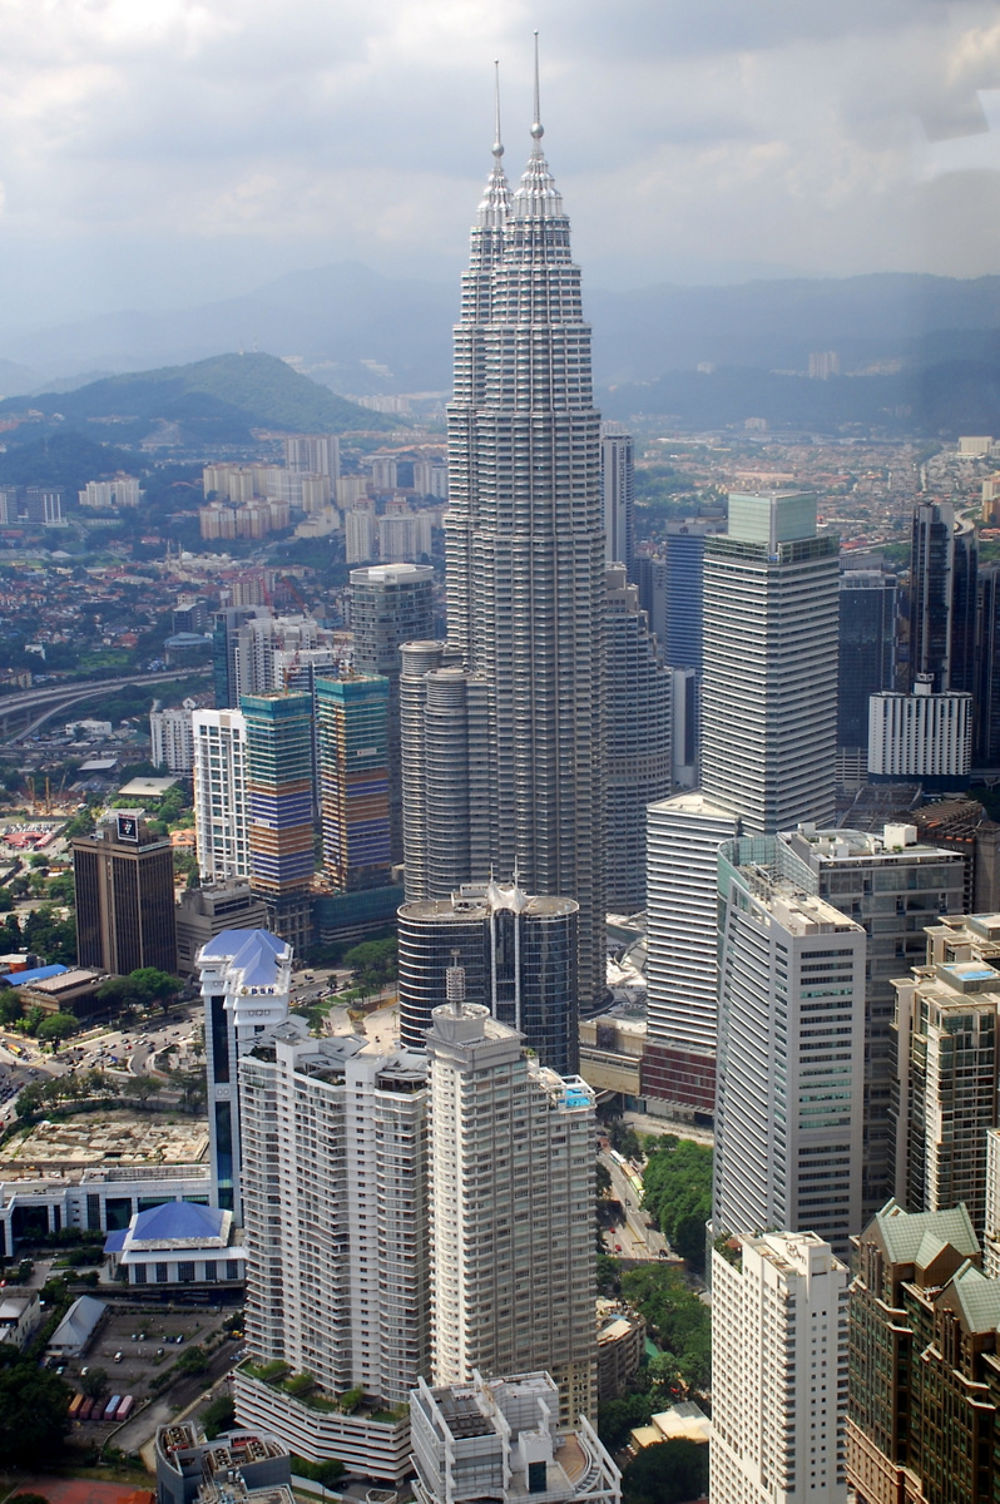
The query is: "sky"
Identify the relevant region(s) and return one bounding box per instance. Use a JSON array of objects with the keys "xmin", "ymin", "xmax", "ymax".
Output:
[{"xmin": 2, "ymin": 0, "xmax": 1000, "ymax": 329}]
